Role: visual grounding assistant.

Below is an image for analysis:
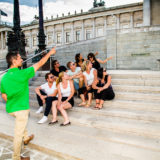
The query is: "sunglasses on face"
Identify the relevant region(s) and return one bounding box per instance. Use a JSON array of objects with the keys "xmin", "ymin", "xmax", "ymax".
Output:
[
  {"xmin": 49, "ymin": 76, "xmax": 54, "ymax": 79},
  {"xmin": 55, "ymin": 62, "xmax": 59, "ymax": 65},
  {"xmin": 88, "ymin": 56, "xmax": 93, "ymax": 59},
  {"xmin": 71, "ymin": 63, "xmax": 75, "ymax": 66}
]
